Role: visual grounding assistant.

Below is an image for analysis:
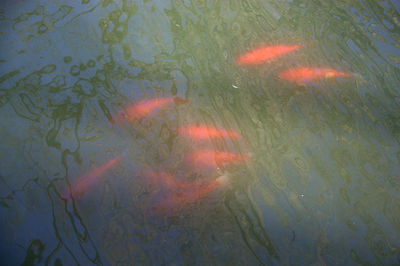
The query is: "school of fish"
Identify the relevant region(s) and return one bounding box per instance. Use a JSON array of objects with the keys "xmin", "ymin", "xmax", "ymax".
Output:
[{"xmin": 64, "ymin": 39, "xmax": 354, "ymax": 215}]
